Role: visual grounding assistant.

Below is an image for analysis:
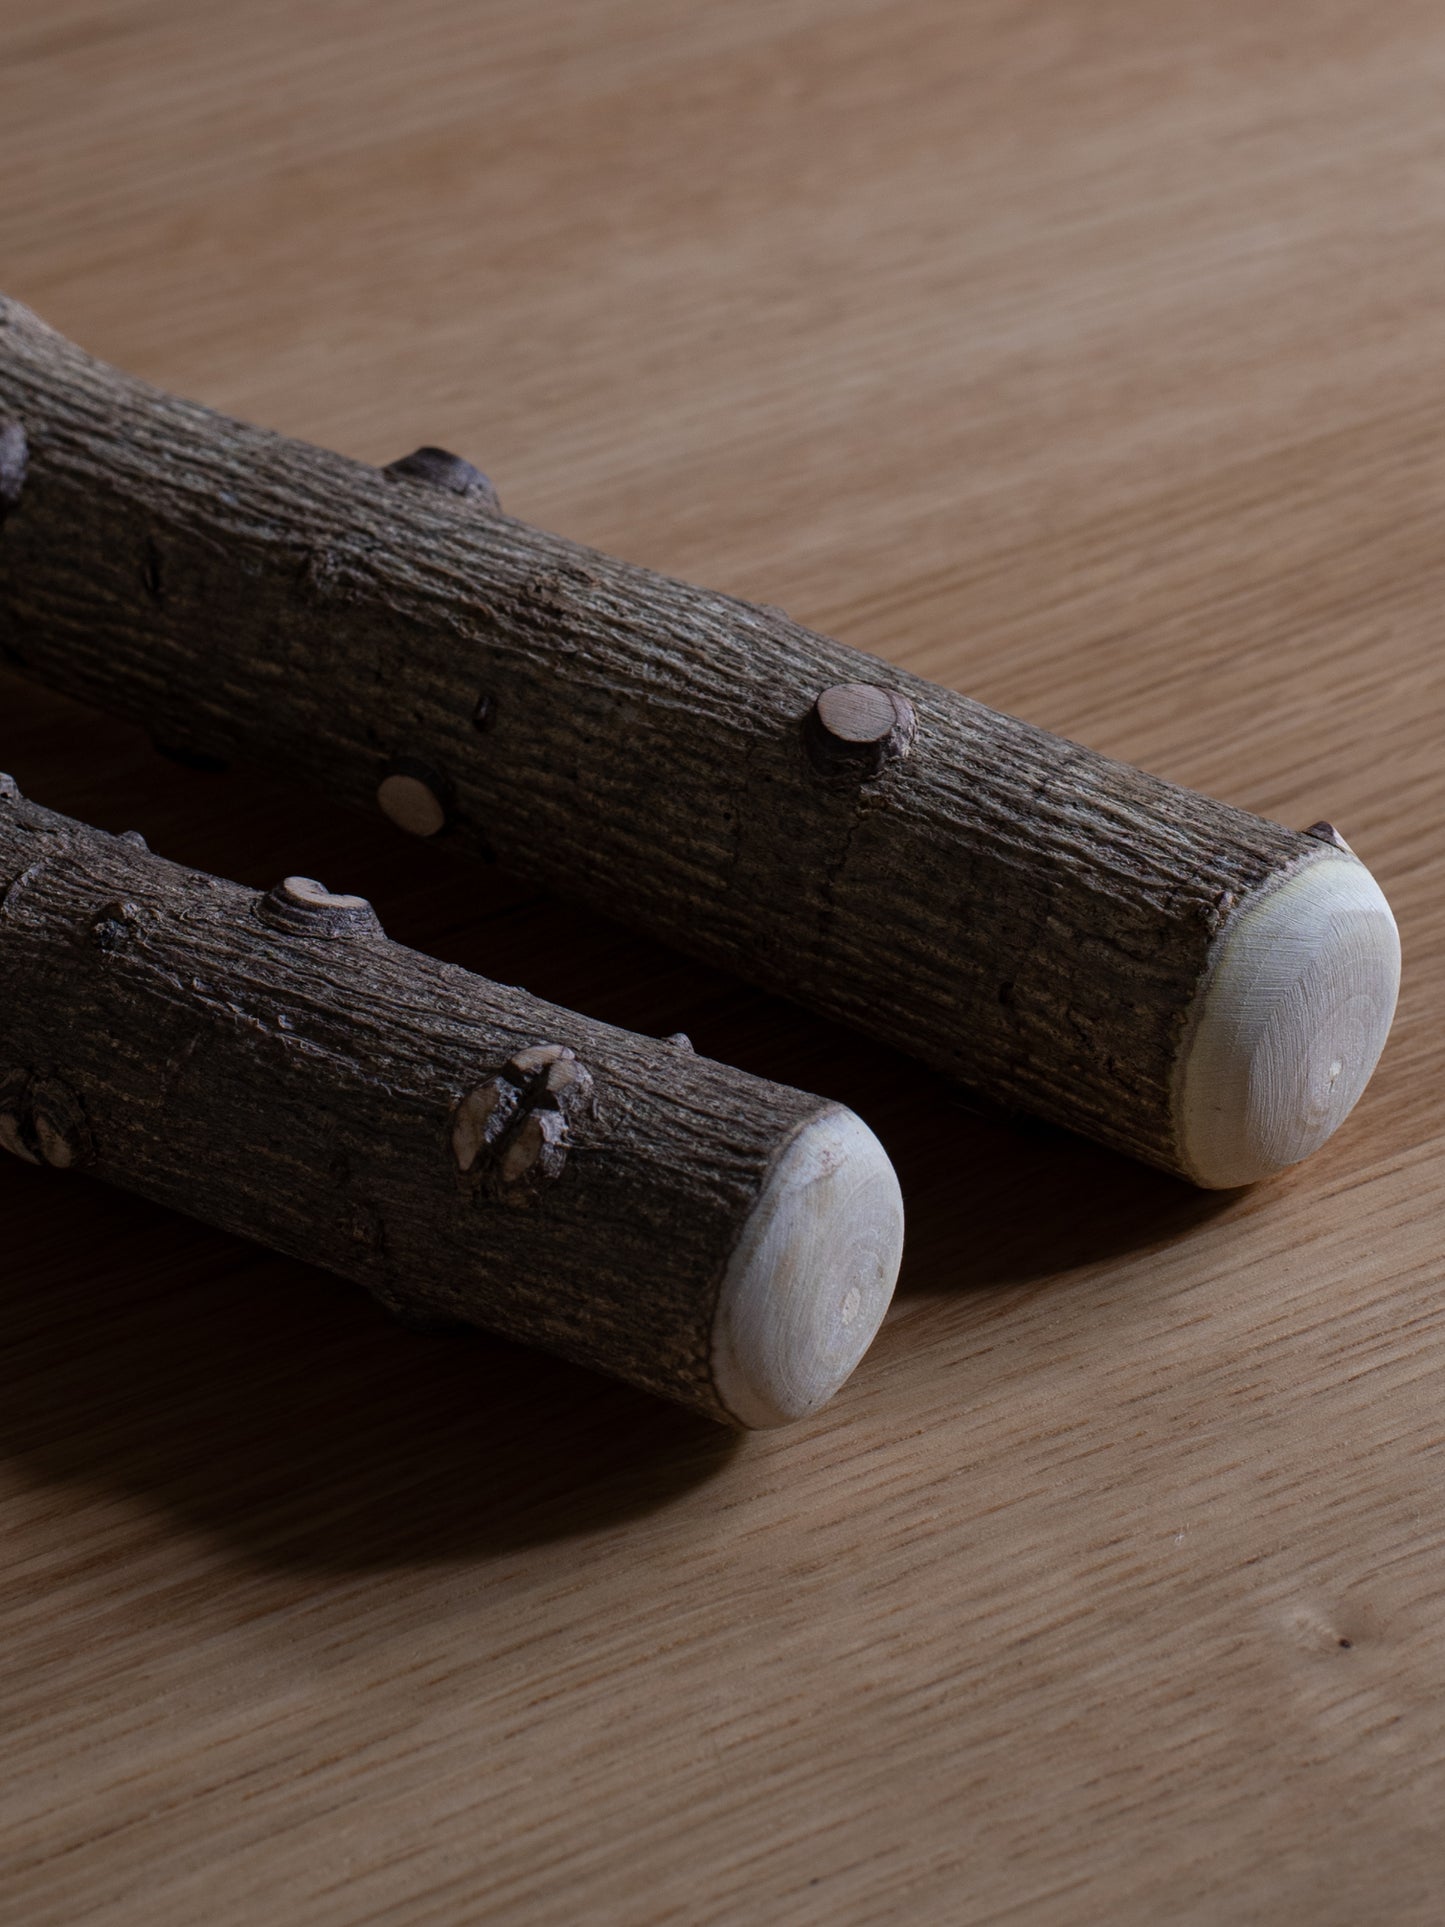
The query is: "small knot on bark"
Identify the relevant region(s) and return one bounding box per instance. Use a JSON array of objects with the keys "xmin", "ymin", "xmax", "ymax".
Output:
[
  {"xmin": 116, "ymin": 830, "xmax": 149, "ymax": 851},
  {"xmin": 296, "ymin": 546, "xmax": 354, "ymax": 604},
  {"xmin": 384, "ymin": 446, "xmax": 499, "ymax": 509},
  {"xmin": 0, "ymin": 419, "xmax": 27, "ymax": 524},
  {"xmin": 804, "ymin": 682, "xmax": 917, "ymax": 783},
  {"xmin": 664, "ymin": 1032, "xmax": 695, "ymax": 1052},
  {"xmin": 1302, "ymin": 820, "xmax": 1354, "ymax": 855},
  {"xmin": 451, "ymin": 1043, "xmax": 593, "ymax": 1205},
  {"xmin": 0, "ymin": 1067, "xmax": 93, "ymax": 1169},
  {"xmin": 377, "ymin": 758, "xmax": 451, "ymax": 839},
  {"xmin": 258, "ymin": 876, "xmax": 385, "ymax": 940},
  {"xmin": 0, "ymin": 772, "xmax": 20, "ymax": 802},
  {"xmin": 90, "ymin": 898, "xmax": 144, "ymax": 952}
]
